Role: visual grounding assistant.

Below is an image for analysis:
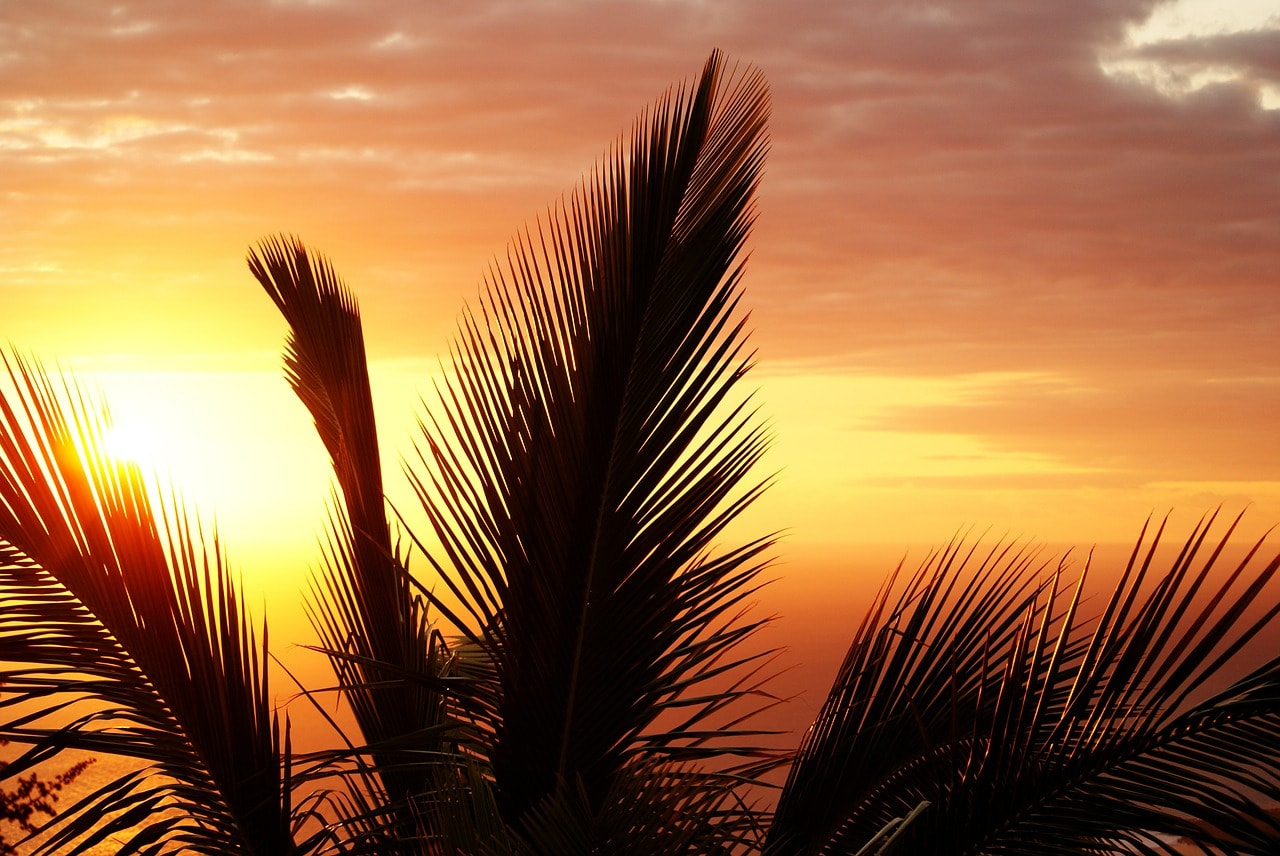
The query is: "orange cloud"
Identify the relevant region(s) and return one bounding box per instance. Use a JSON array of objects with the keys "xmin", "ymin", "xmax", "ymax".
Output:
[{"xmin": 1, "ymin": 0, "xmax": 1276, "ymax": 551}]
